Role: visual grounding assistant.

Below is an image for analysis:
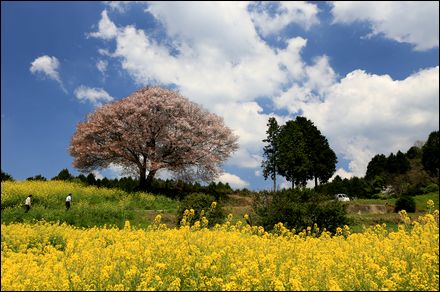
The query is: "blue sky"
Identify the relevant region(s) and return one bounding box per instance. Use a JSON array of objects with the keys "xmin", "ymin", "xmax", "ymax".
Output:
[{"xmin": 1, "ymin": 1, "xmax": 439, "ymax": 190}]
